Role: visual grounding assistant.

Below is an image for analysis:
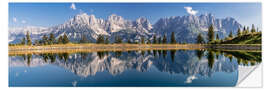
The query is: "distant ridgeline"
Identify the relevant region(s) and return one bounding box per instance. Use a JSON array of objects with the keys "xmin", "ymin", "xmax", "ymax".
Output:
[
  {"xmin": 9, "ymin": 13, "xmax": 244, "ymax": 44},
  {"xmin": 9, "ymin": 13, "xmax": 261, "ymax": 45}
]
